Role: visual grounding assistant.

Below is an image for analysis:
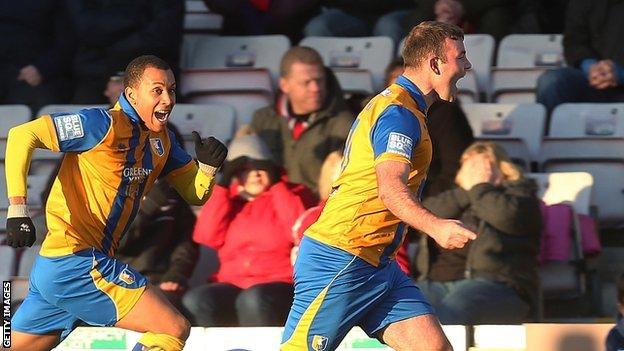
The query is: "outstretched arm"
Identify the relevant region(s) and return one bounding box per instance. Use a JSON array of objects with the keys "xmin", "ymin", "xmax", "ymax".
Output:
[
  {"xmin": 5, "ymin": 117, "xmax": 59, "ymax": 247},
  {"xmin": 376, "ymin": 160, "xmax": 477, "ymax": 249}
]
